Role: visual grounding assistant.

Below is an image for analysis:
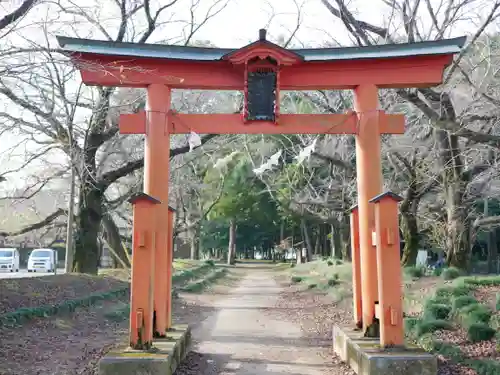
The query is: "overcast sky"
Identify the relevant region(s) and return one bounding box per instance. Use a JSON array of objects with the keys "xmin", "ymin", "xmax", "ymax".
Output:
[{"xmin": 0, "ymin": 0, "xmax": 489, "ymax": 191}]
